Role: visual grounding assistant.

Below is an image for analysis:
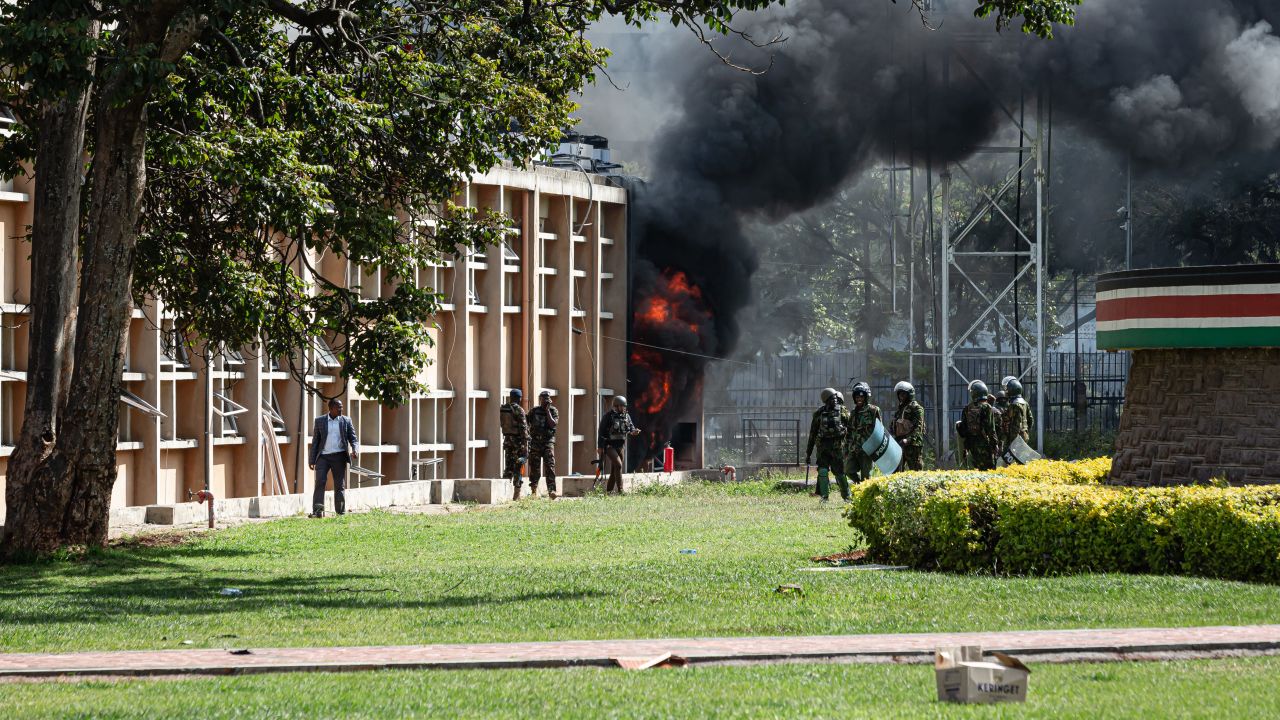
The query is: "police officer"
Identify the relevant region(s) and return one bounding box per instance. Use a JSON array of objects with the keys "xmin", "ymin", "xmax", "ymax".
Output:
[
  {"xmin": 959, "ymin": 380, "xmax": 999, "ymax": 470},
  {"xmin": 805, "ymin": 388, "xmax": 850, "ymax": 503},
  {"xmin": 527, "ymin": 390, "xmax": 559, "ymax": 498},
  {"xmin": 499, "ymin": 389, "xmax": 530, "ymax": 499},
  {"xmin": 596, "ymin": 396, "xmax": 639, "ymax": 494},
  {"xmin": 1002, "ymin": 377, "xmax": 1034, "ymax": 450},
  {"xmin": 892, "ymin": 381, "xmax": 926, "ymax": 471},
  {"xmin": 845, "ymin": 382, "xmax": 882, "ymax": 484}
]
